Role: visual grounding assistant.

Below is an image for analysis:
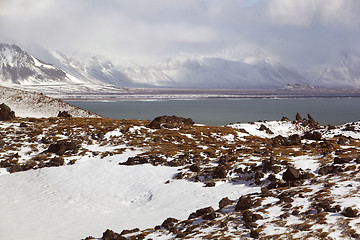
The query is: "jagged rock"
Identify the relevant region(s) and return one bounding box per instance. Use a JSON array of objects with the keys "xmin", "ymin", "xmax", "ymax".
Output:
[
  {"xmin": 57, "ymin": 111, "xmax": 72, "ymax": 118},
  {"xmin": 148, "ymin": 115, "xmax": 194, "ymax": 129},
  {"xmin": 259, "ymin": 124, "xmax": 273, "ymax": 134},
  {"xmin": 235, "ymin": 196, "xmax": 253, "ymax": 211},
  {"xmin": 282, "ymin": 167, "xmax": 300, "ymax": 181},
  {"xmin": 102, "ymin": 229, "xmax": 118, "ymax": 240},
  {"xmin": 219, "ymin": 197, "xmax": 233, "ymax": 209},
  {"xmin": 0, "ymin": 103, "xmax": 15, "ymax": 121},
  {"xmin": 120, "ymin": 228, "xmax": 140, "ymax": 235},
  {"xmin": 307, "ymin": 114, "xmax": 320, "ymax": 128},
  {"xmin": 47, "ymin": 140, "xmax": 79, "ymax": 155},
  {"xmin": 343, "ymin": 207, "xmax": 358, "ymax": 217},
  {"xmin": 161, "ymin": 218, "xmax": 178, "ymax": 230},
  {"xmin": 295, "ymin": 113, "xmax": 302, "ymax": 121},
  {"xmin": 281, "ymin": 116, "xmax": 290, "ymax": 121}
]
